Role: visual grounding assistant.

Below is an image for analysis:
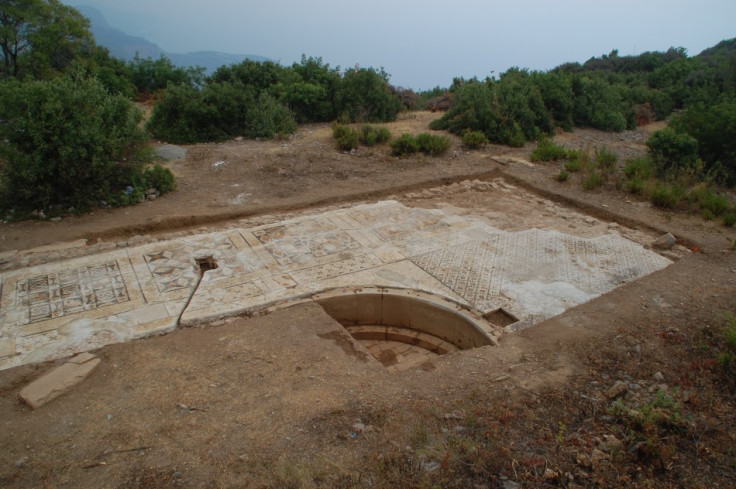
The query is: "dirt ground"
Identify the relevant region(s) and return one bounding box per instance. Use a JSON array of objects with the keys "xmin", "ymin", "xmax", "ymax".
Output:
[{"xmin": 1, "ymin": 112, "xmax": 736, "ymax": 488}]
